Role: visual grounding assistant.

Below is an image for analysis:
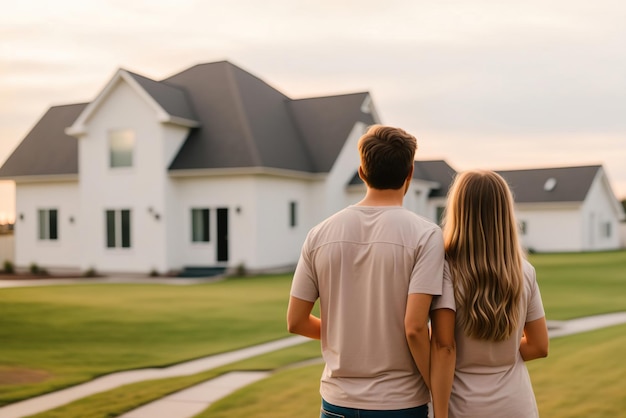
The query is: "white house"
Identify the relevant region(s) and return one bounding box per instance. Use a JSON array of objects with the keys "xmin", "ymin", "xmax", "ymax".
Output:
[
  {"xmin": 497, "ymin": 165, "xmax": 625, "ymax": 252},
  {"xmin": 0, "ymin": 61, "xmax": 458, "ymax": 275},
  {"xmin": 0, "ymin": 61, "xmax": 623, "ymax": 276}
]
